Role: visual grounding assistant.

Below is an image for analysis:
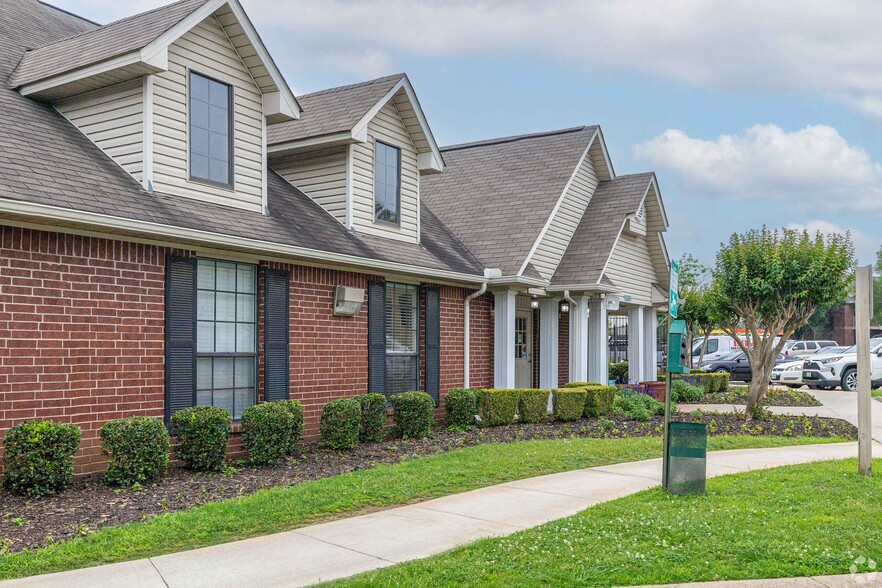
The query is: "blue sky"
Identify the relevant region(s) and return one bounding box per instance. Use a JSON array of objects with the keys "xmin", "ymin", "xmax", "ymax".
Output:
[{"xmin": 52, "ymin": 0, "xmax": 882, "ymax": 267}]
